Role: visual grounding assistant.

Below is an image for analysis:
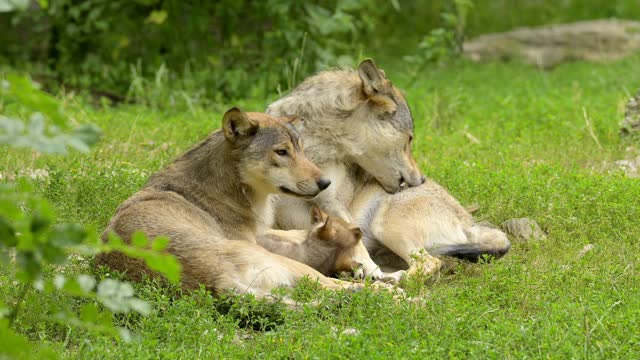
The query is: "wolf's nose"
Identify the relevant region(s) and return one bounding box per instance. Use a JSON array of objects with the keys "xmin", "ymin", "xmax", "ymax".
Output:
[
  {"xmin": 316, "ymin": 178, "xmax": 332, "ymax": 191},
  {"xmin": 420, "ymin": 174, "xmax": 426, "ymax": 184}
]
